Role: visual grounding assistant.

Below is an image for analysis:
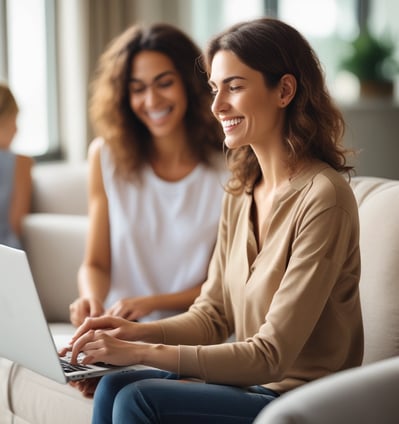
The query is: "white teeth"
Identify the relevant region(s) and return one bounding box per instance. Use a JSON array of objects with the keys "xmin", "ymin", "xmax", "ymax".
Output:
[
  {"xmin": 222, "ymin": 118, "xmax": 243, "ymax": 128},
  {"xmin": 148, "ymin": 108, "xmax": 171, "ymax": 120}
]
